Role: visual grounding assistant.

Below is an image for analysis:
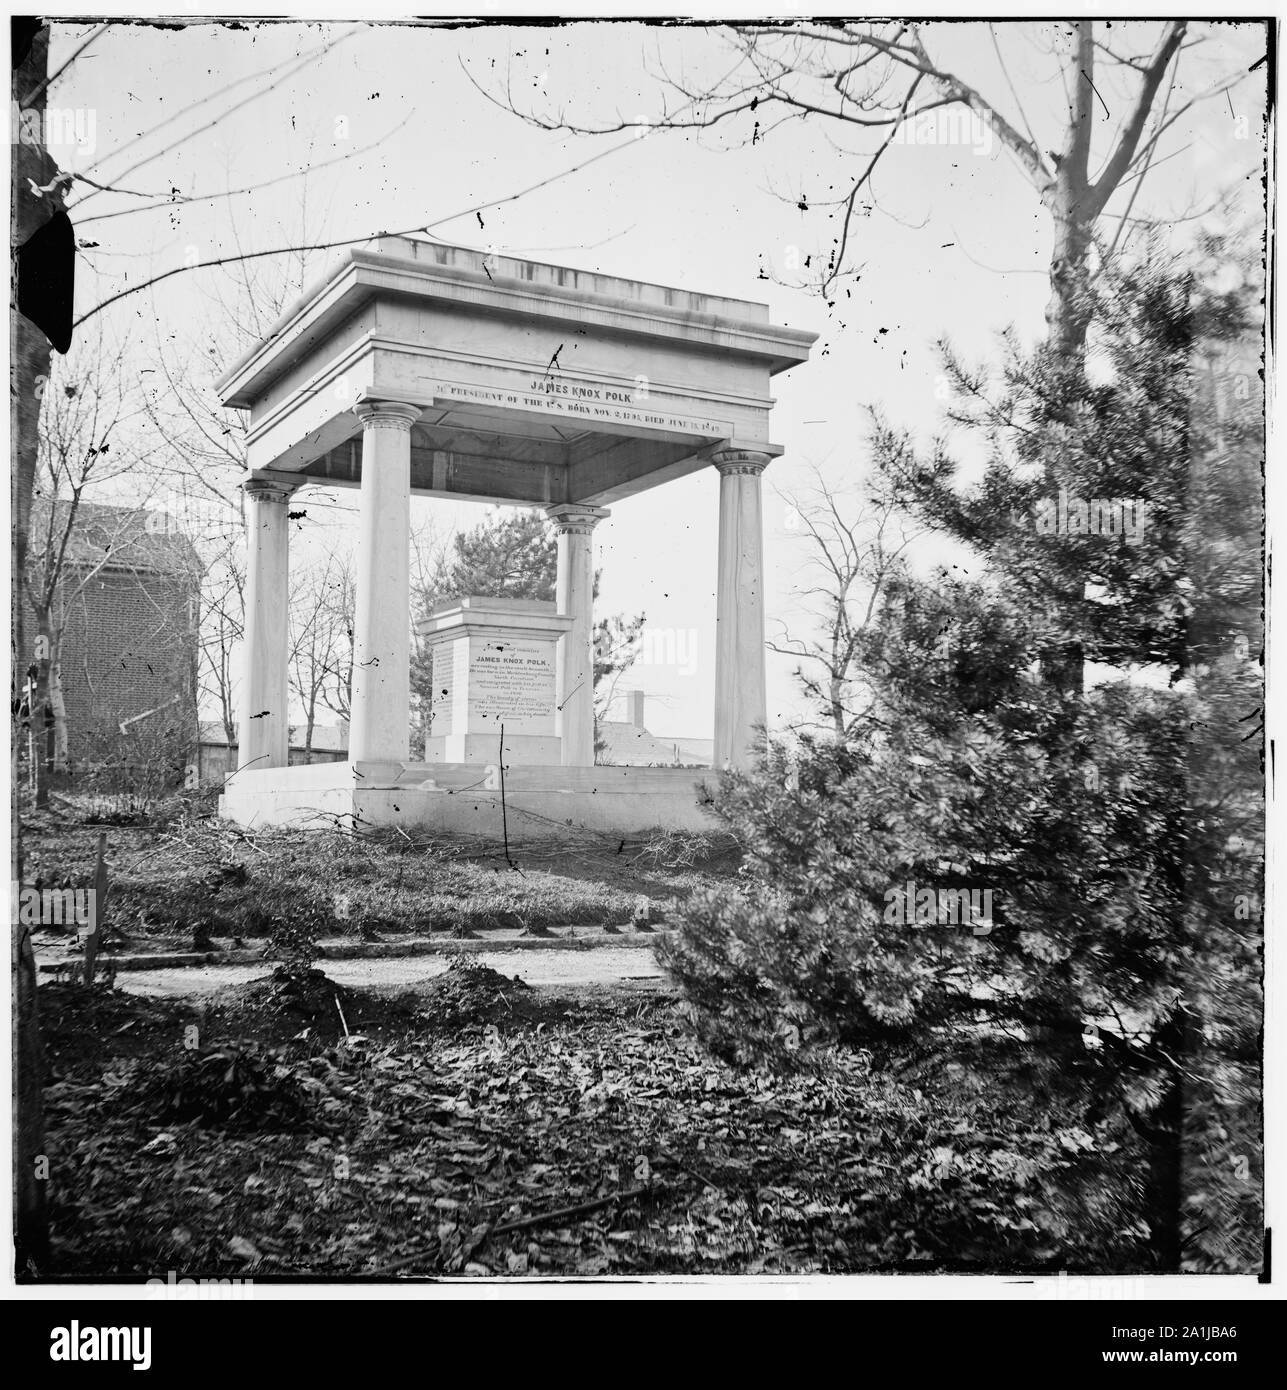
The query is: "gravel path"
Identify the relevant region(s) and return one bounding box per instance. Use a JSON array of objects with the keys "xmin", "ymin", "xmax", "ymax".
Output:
[{"xmin": 114, "ymin": 946, "xmax": 666, "ymax": 999}]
